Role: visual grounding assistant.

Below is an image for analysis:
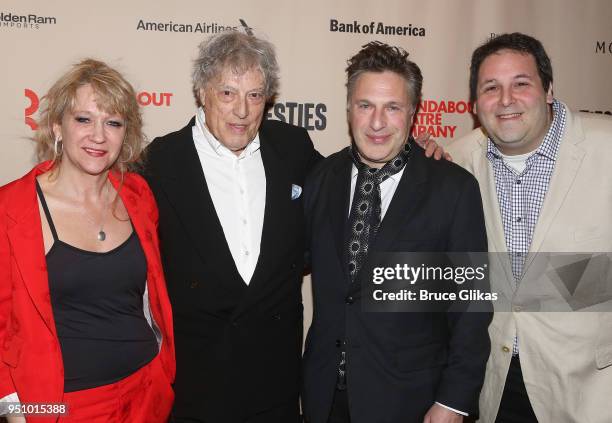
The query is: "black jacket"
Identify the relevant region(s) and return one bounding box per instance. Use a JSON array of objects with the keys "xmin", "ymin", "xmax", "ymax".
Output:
[
  {"xmin": 302, "ymin": 142, "xmax": 492, "ymax": 423},
  {"xmin": 143, "ymin": 117, "xmax": 321, "ymax": 422}
]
